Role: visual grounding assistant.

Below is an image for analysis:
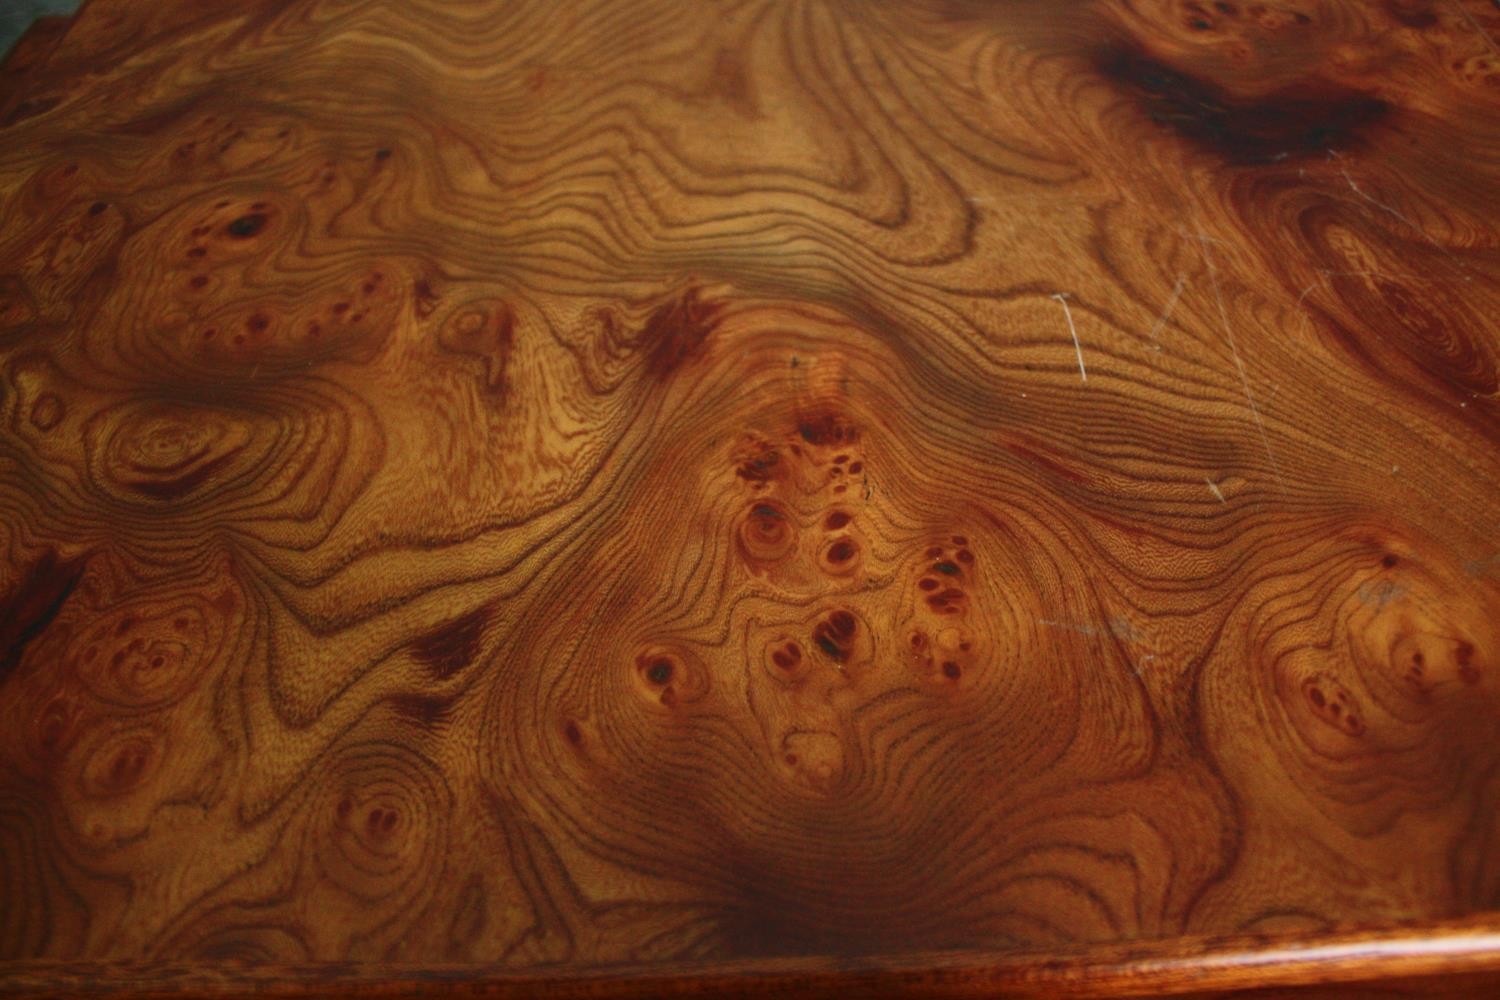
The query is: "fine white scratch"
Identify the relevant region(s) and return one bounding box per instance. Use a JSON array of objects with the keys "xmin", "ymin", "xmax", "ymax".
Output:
[
  {"xmin": 1341, "ymin": 169, "xmax": 1428, "ymax": 238},
  {"xmin": 1294, "ymin": 281, "xmax": 1321, "ymax": 312},
  {"xmin": 1191, "ymin": 220, "xmax": 1285, "ymax": 490},
  {"xmin": 1295, "ymin": 268, "xmax": 1431, "ymax": 340},
  {"xmin": 1299, "ymin": 269, "xmax": 1416, "ymax": 308},
  {"xmin": 1325, "ymin": 268, "xmax": 1413, "ymax": 282},
  {"xmin": 1176, "ymin": 226, "xmax": 1226, "ymax": 245},
  {"xmin": 1038, "ymin": 617, "xmax": 1141, "ymax": 641},
  {"xmin": 1449, "ymin": 0, "xmax": 1500, "ymax": 56},
  {"xmin": 1205, "ymin": 477, "xmax": 1226, "ymax": 503},
  {"xmin": 1052, "ymin": 293, "xmax": 1087, "ymax": 383},
  {"xmin": 1147, "ymin": 276, "xmax": 1186, "ymax": 349},
  {"xmin": 1337, "ymin": 164, "xmax": 1469, "ymax": 276},
  {"xmin": 1039, "ymin": 618, "xmax": 1096, "ymax": 636},
  {"xmin": 1357, "ymin": 578, "xmax": 1409, "ymax": 610}
]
